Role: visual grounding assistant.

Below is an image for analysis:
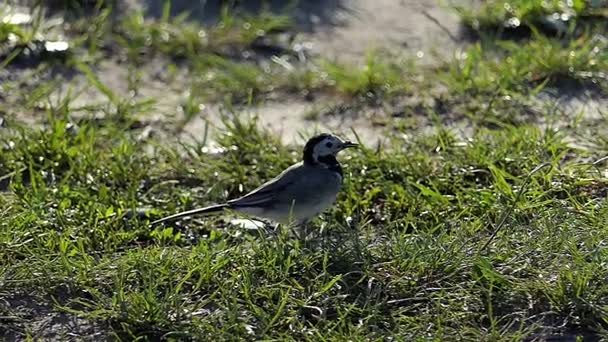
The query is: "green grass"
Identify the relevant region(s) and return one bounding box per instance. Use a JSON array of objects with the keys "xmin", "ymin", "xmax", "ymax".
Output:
[
  {"xmin": 2, "ymin": 0, "xmax": 606, "ymax": 108},
  {"xmin": 456, "ymin": 0, "xmax": 608, "ymax": 35},
  {"xmin": 1, "ymin": 99, "xmax": 608, "ymax": 340},
  {"xmin": 428, "ymin": 24, "xmax": 607, "ymax": 128},
  {"xmin": 321, "ymin": 52, "xmax": 412, "ymax": 99},
  {"xmin": 442, "ymin": 34, "xmax": 608, "ymax": 95},
  {"xmin": 112, "ymin": 6, "xmax": 291, "ymax": 61},
  {"xmin": 1, "ymin": 0, "xmax": 608, "ymax": 340}
]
